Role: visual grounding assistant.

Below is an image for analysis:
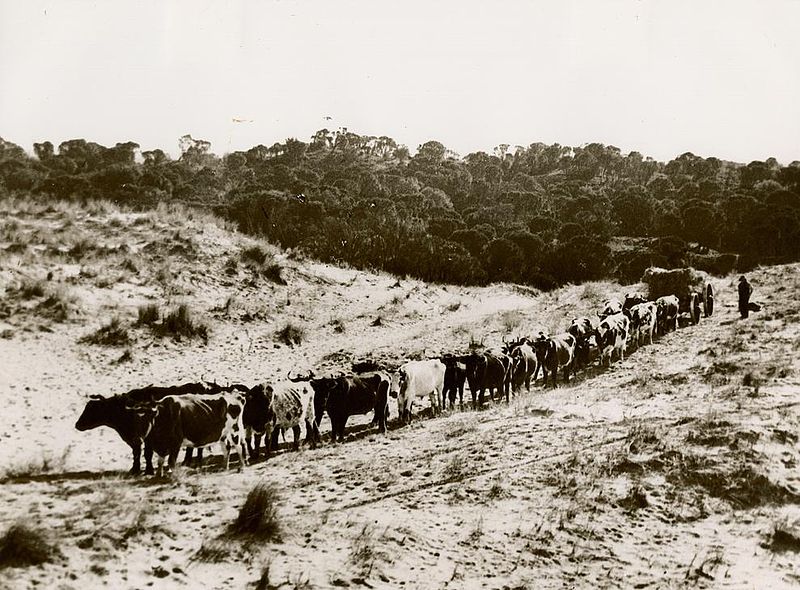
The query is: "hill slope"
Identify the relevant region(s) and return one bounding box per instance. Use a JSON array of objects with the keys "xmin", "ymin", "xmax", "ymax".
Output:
[{"xmin": 0, "ymin": 197, "xmax": 798, "ymax": 589}]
